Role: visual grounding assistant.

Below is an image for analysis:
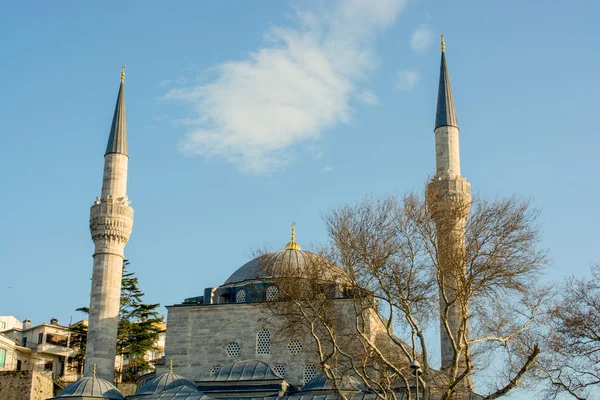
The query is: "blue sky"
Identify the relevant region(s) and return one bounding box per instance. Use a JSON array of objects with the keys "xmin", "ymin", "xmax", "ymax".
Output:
[{"xmin": 1, "ymin": 0, "xmax": 598, "ymax": 395}]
